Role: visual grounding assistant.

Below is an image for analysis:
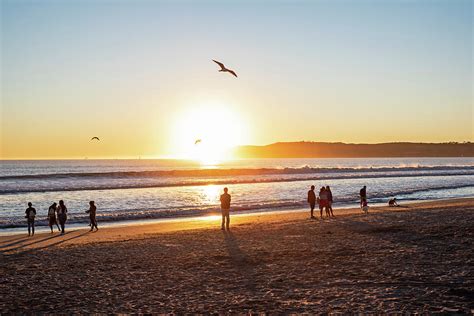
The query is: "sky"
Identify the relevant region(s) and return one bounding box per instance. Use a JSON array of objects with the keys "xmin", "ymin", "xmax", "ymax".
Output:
[{"xmin": 1, "ymin": 0, "xmax": 472, "ymax": 159}]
